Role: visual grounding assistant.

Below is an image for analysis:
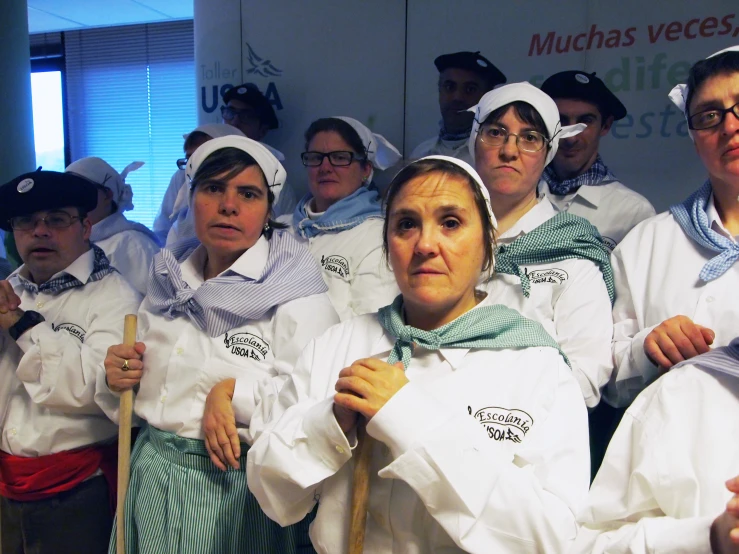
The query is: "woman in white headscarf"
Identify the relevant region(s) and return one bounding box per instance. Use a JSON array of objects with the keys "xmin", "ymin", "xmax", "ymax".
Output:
[
  {"xmin": 468, "ymin": 83, "xmax": 614, "ymax": 413},
  {"xmin": 153, "ymin": 123, "xmax": 248, "ymax": 245},
  {"xmin": 65, "ymin": 157, "xmax": 160, "ymax": 295},
  {"xmin": 280, "ymin": 116, "xmax": 402, "ymax": 320},
  {"xmin": 102, "ymin": 136, "xmax": 339, "ymax": 553}
]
